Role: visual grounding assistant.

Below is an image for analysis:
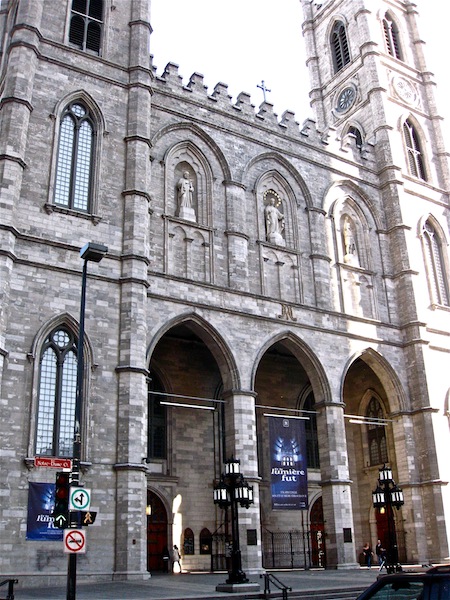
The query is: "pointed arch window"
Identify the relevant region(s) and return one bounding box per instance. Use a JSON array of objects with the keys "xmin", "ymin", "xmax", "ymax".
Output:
[
  {"xmin": 54, "ymin": 101, "xmax": 96, "ymax": 212},
  {"xmin": 331, "ymin": 20, "xmax": 350, "ymax": 74},
  {"xmin": 69, "ymin": 0, "xmax": 103, "ymax": 54},
  {"xmin": 183, "ymin": 528, "xmax": 195, "ymax": 555},
  {"xmin": 366, "ymin": 397, "xmax": 388, "ymax": 466},
  {"xmin": 199, "ymin": 528, "xmax": 212, "ymax": 555},
  {"xmin": 348, "ymin": 126, "xmax": 363, "ymax": 150},
  {"xmin": 147, "ymin": 373, "xmax": 167, "ymax": 460},
  {"xmin": 35, "ymin": 327, "xmax": 78, "ymax": 457},
  {"xmin": 303, "ymin": 392, "xmax": 320, "ymax": 469},
  {"xmin": 383, "ymin": 13, "xmax": 403, "ymax": 61},
  {"xmin": 403, "ymin": 119, "xmax": 427, "ymax": 181},
  {"xmin": 423, "ymin": 220, "xmax": 450, "ymax": 306}
]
